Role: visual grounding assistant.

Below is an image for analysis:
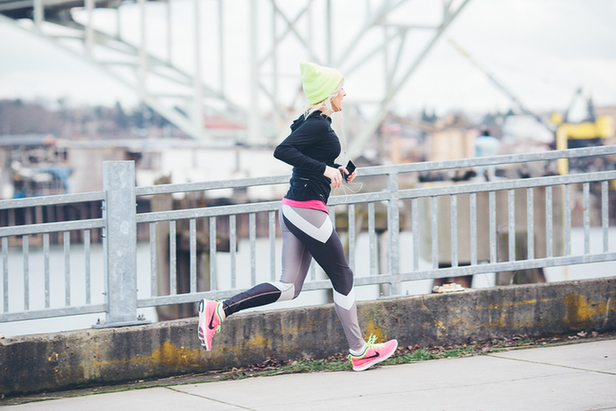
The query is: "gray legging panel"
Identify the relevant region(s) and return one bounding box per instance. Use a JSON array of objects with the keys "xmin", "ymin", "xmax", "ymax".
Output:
[{"xmin": 222, "ymin": 204, "xmax": 364, "ymax": 351}]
